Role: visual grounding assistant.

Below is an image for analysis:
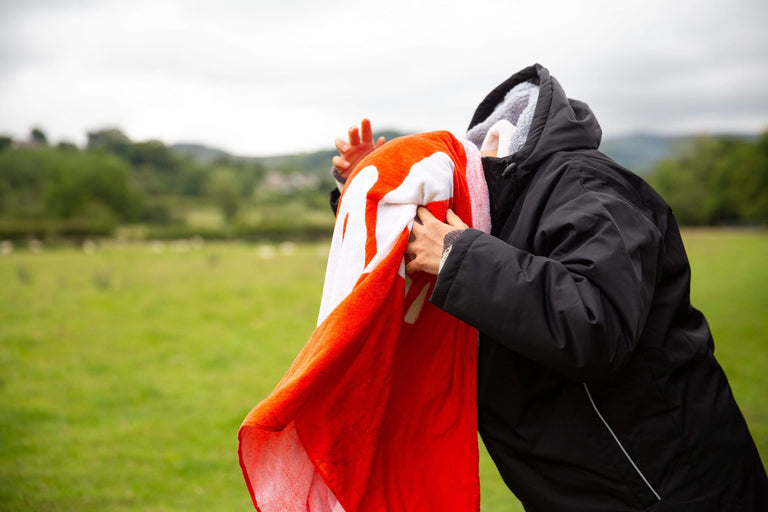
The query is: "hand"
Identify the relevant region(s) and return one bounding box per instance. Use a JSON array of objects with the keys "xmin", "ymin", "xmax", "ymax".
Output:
[
  {"xmin": 405, "ymin": 207, "xmax": 469, "ymax": 275},
  {"xmin": 332, "ymin": 119, "xmax": 386, "ymax": 180}
]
